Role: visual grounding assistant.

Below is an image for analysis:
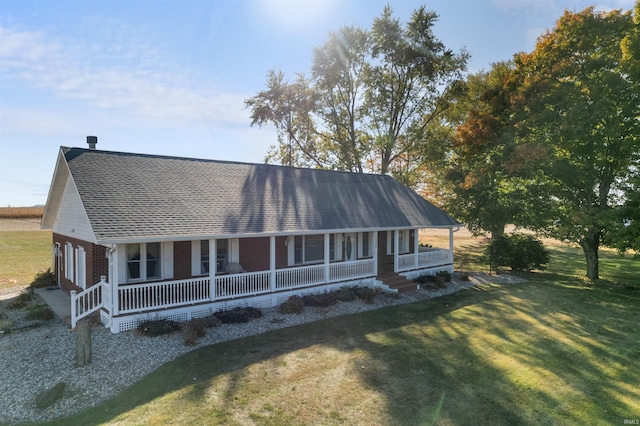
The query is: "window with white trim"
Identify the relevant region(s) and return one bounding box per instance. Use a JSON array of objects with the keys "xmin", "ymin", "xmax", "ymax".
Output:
[
  {"xmin": 291, "ymin": 234, "xmax": 325, "ymax": 265},
  {"xmin": 76, "ymin": 246, "xmax": 86, "ymax": 289},
  {"xmin": 200, "ymin": 240, "xmax": 210, "ymax": 274},
  {"xmin": 358, "ymin": 232, "xmax": 372, "ymax": 258},
  {"xmin": 126, "ymin": 242, "xmax": 161, "ymax": 282},
  {"xmin": 65, "ymin": 243, "xmax": 74, "ymax": 282},
  {"xmin": 387, "ymin": 230, "xmax": 410, "ymax": 255}
]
